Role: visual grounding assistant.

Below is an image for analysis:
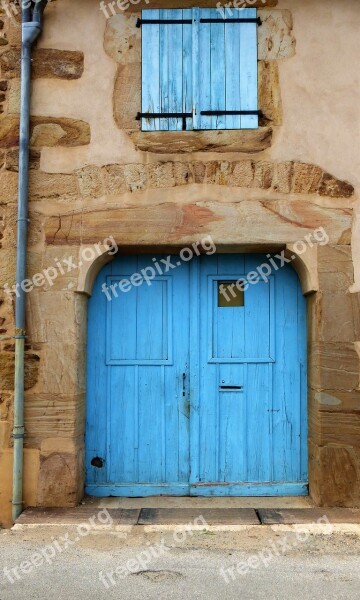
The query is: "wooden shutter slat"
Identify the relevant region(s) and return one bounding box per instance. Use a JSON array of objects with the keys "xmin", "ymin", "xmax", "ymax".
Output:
[
  {"xmin": 239, "ymin": 9, "xmax": 258, "ymax": 129},
  {"xmin": 159, "ymin": 9, "xmax": 169, "ymax": 131},
  {"xmin": 167, "ymin": 9, "xmax": 184, "ymax": 131},
  {"xmin": 225, "ymin": 12, "xmax": 241, "ymax": 129},
  {"xmin": 141, "ymin": 9, "xmax": 160, "ymax": 131},
  {"xmin": 182, "ymin": 9, "xmax": 193, "ymax": 131},
  {"xmin": 196, "ymin": 8, "xmax": 211, "ymax": 130},
  {"xmin": 210, "ymin": 10, "xmax": 226, "ymax": 130},
  {"xmin": 192, "ymin": 7, "xmax": 200, "ymax": 130}
]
